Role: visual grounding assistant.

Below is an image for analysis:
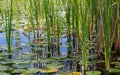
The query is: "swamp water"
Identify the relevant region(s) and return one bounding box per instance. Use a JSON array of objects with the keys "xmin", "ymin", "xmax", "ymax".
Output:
[{"xmin": 0, "ymin": 29, "xmax": 120, "ymax": 75}]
